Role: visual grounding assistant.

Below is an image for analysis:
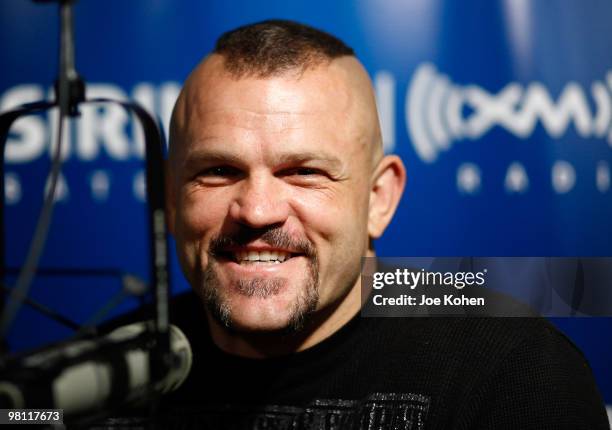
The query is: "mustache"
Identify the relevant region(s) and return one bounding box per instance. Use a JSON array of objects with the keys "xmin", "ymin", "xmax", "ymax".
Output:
[{"xmin": 209, "ymin": 226, "xmax": 317, "ymax": 259}]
